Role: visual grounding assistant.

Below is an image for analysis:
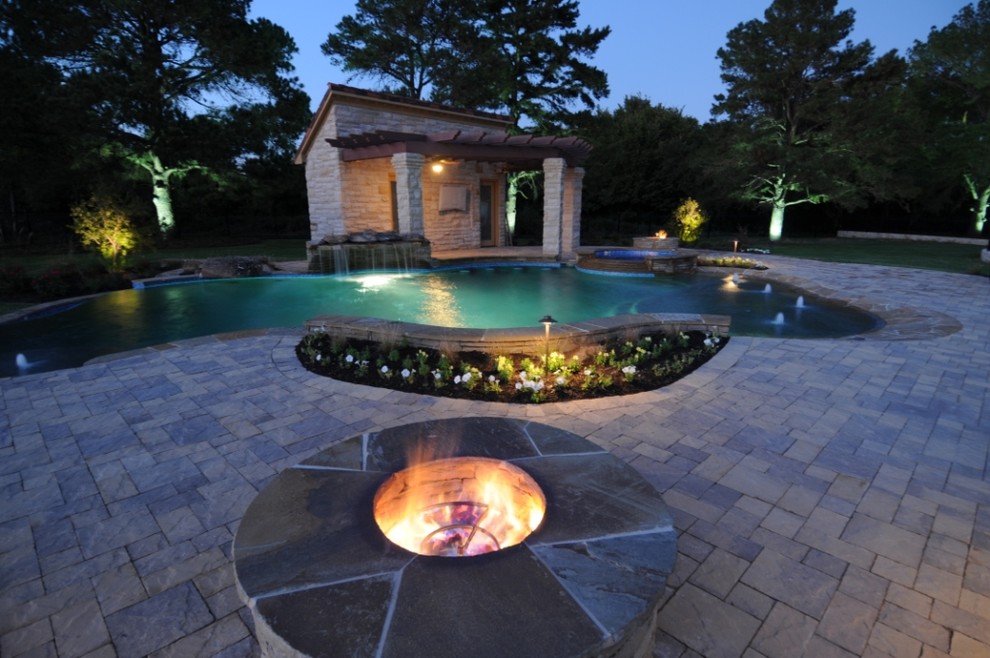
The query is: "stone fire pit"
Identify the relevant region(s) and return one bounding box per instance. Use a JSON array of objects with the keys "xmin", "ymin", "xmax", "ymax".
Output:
[{"xmin": 233, "ymin": 417, "xmax": 677, "ymax": 658}]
